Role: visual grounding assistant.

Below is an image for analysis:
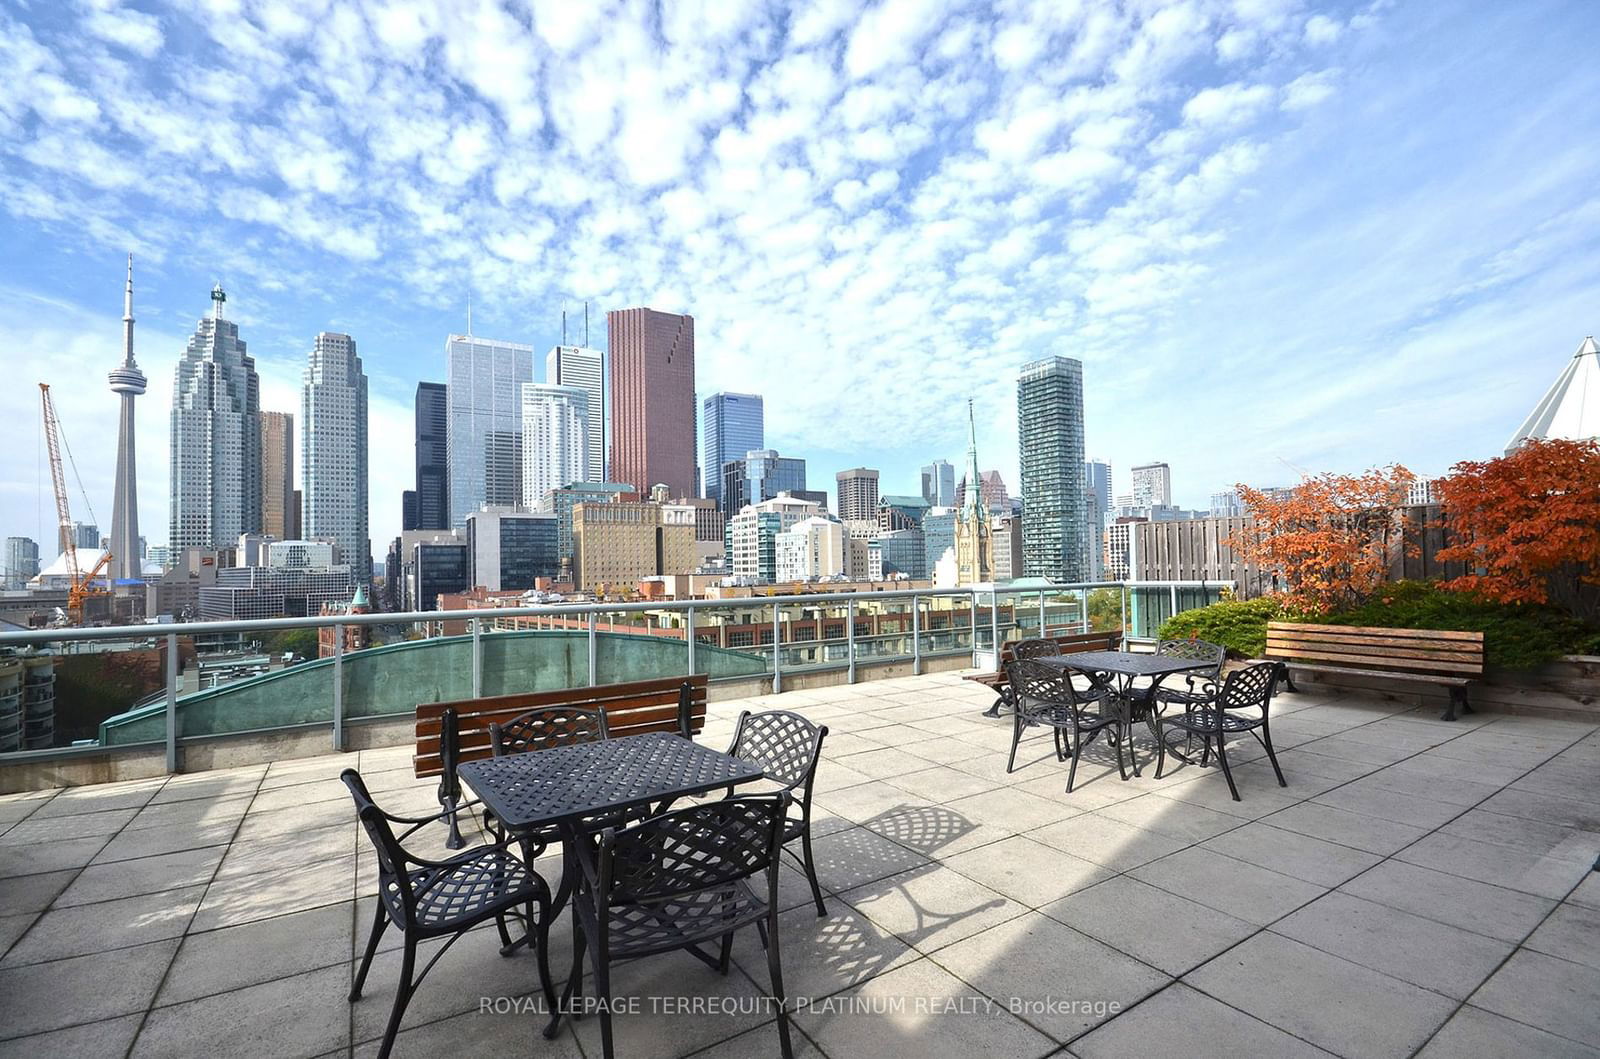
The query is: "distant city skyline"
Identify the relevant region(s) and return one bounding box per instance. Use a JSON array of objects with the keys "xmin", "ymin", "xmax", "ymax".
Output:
[{"xmin": 3, "ymin": 1, "xmax": 1597, "ymax": 554}]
